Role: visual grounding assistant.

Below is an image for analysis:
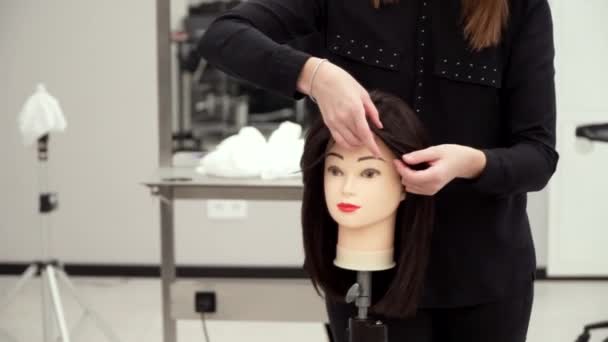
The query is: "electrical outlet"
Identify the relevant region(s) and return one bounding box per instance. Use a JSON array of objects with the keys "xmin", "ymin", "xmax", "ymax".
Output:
[
  {"xmin": 207, "ymin": 200, "xmax": 248, "ymax": 220},
  {"xmin": 195, "ymin": 291, "xmax": 216, "ymax": 313}
]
